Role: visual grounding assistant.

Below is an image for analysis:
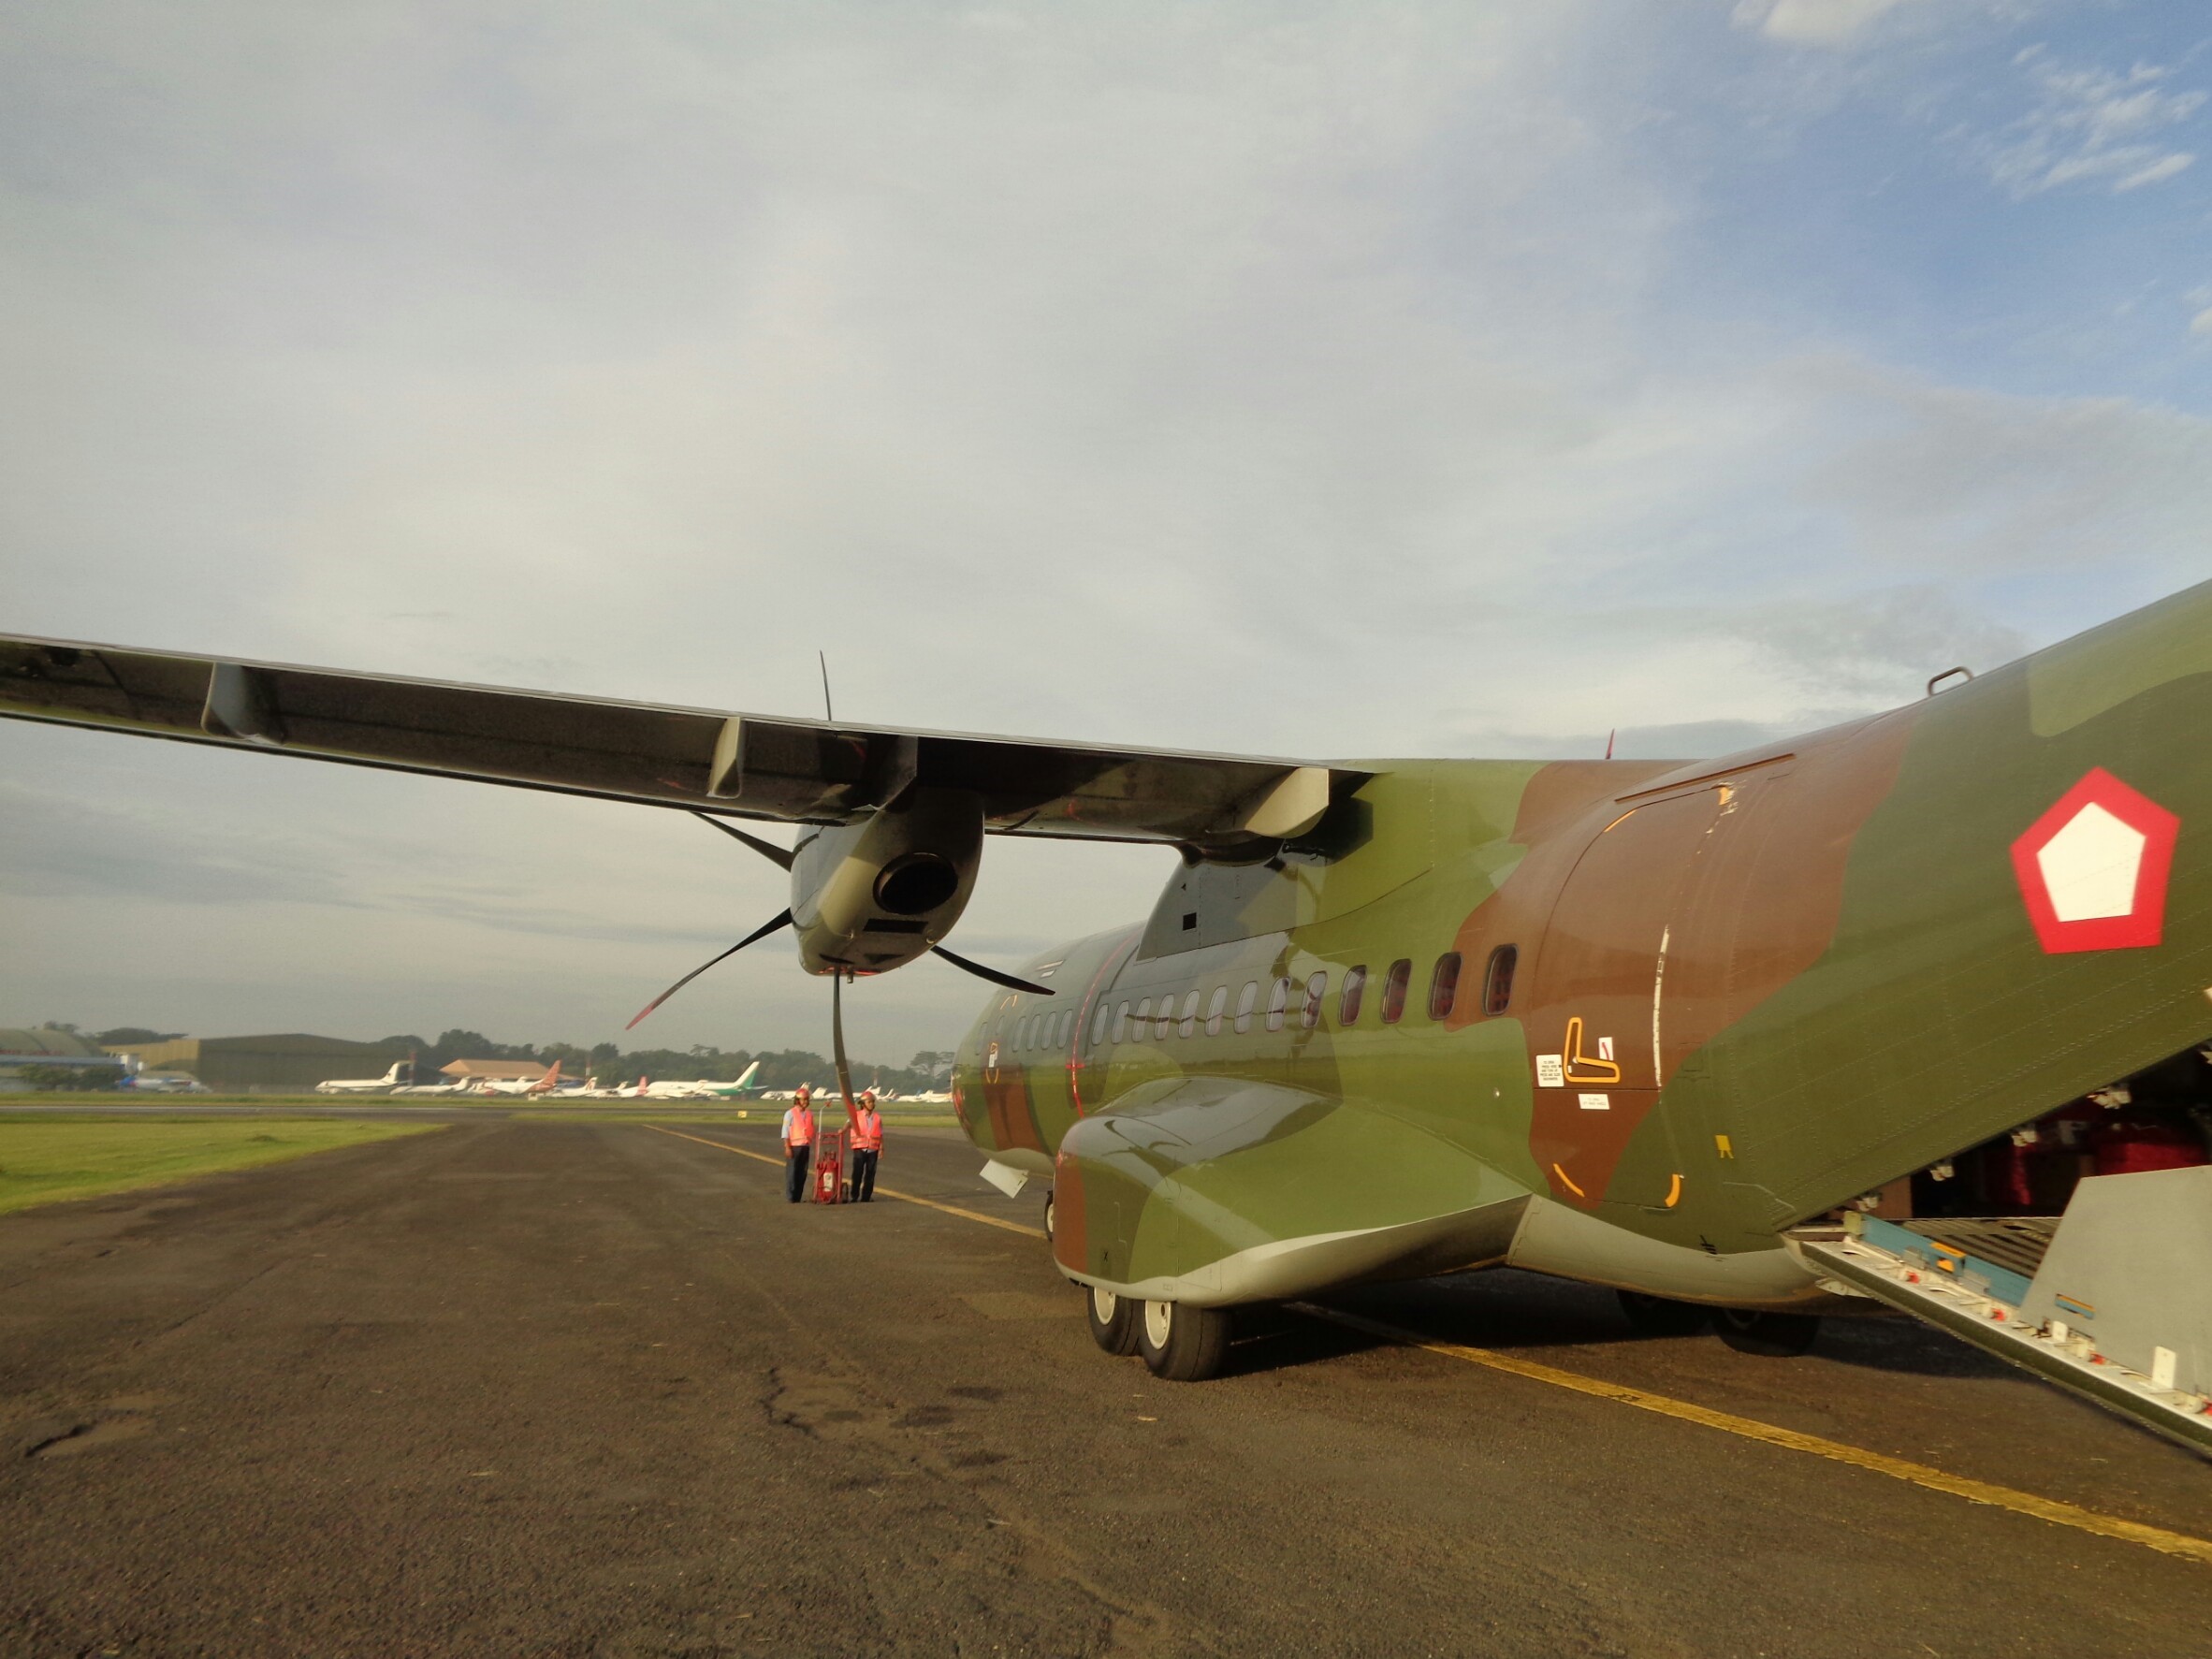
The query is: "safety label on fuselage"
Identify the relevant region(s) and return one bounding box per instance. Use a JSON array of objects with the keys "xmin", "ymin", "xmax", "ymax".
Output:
[
  {"xmin": 1535, "ymin": 1055, "xmax": 1564, "ymax": 1088},
  {"xmin": 1578, "ymin": 1093, "xmax": 1610, "ymax": 1112}
]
